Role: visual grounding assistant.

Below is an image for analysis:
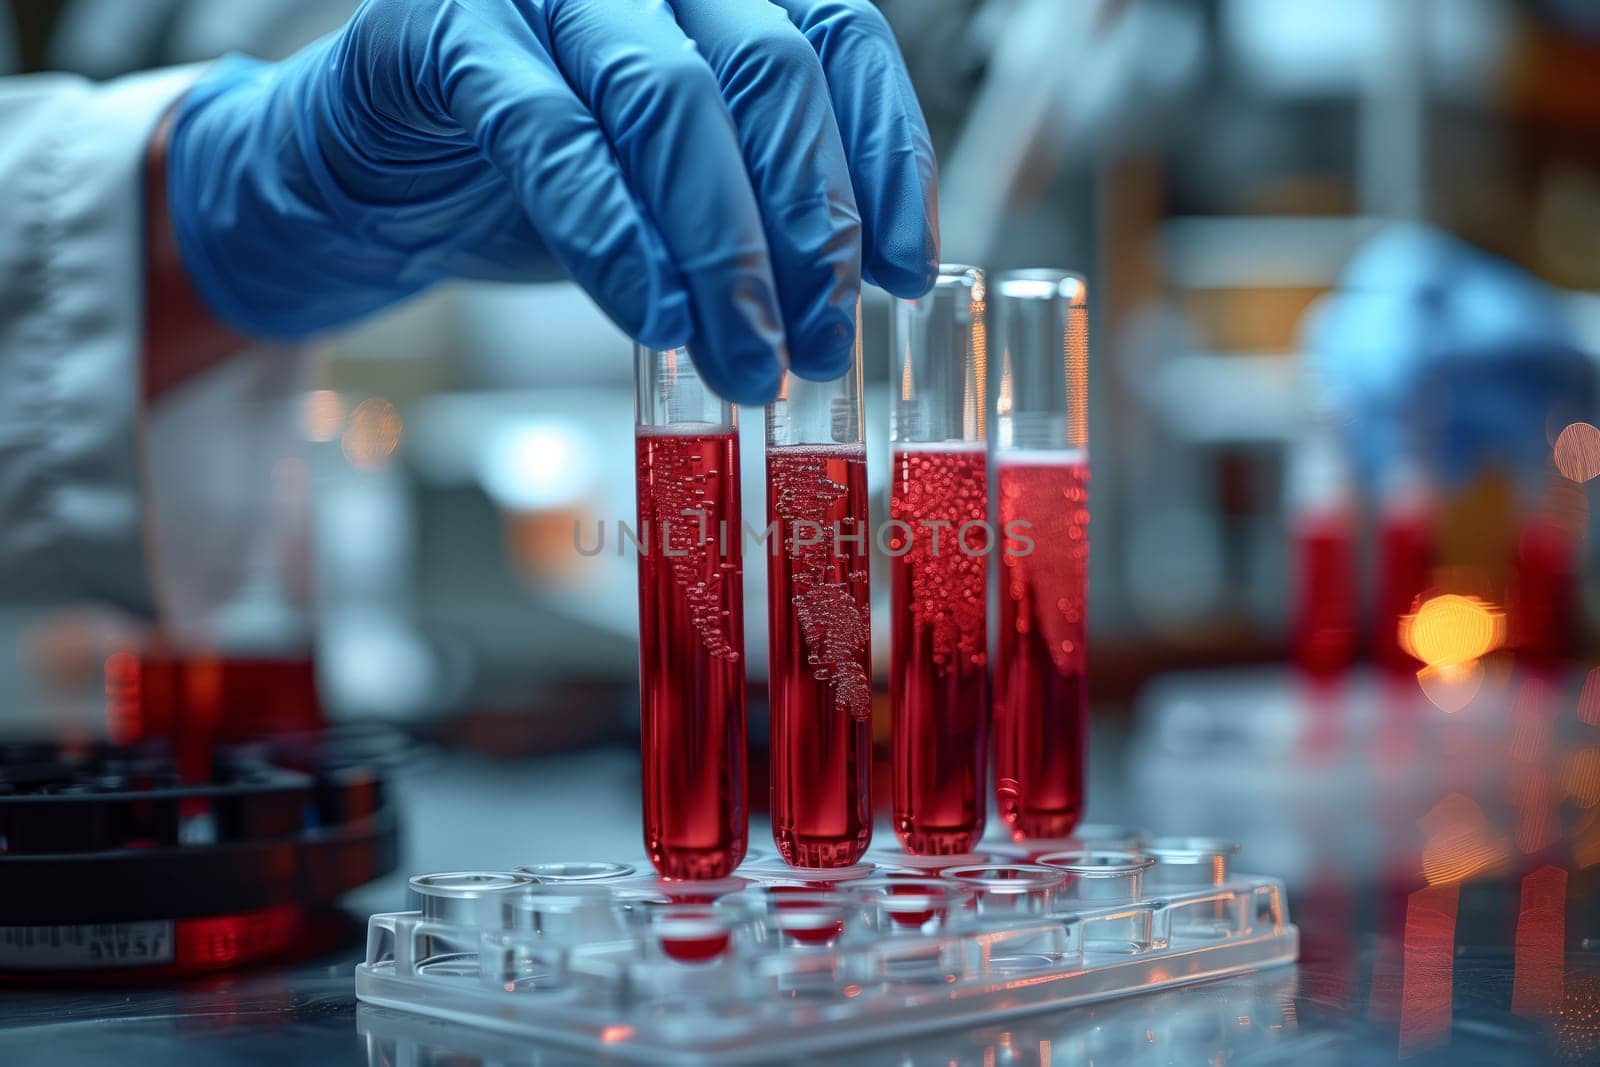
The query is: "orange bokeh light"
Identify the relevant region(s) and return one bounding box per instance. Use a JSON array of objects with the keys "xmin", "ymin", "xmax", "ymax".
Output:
[
  {"xmin": 1561, "ymin": 749, "xmax": 1600, "ymax": 809},
  {"xmin": 342, "ymin": 398, "xmax": 404, "ymax": 470},
  {"xmin": 1553, "ymin": 421, "xmax": 1600, "ymax": 483},
  {"xmin": 1399, "ymin": 594, "xmax": 1504, "ymax": 669},
  {"xmin": 1418, "ymin": 793, "xmax": 1509, "ymax": 885}
]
